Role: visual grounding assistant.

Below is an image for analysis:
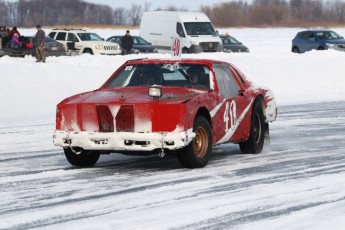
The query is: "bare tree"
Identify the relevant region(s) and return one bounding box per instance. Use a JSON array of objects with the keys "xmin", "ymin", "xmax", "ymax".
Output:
[
  {"xmin": 128, "ymin": 4, "xmax": 143, "ymax": 26},
  {"xmin": 3, "ymin": 0, "xmax": 345, "ymax": 28}
]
